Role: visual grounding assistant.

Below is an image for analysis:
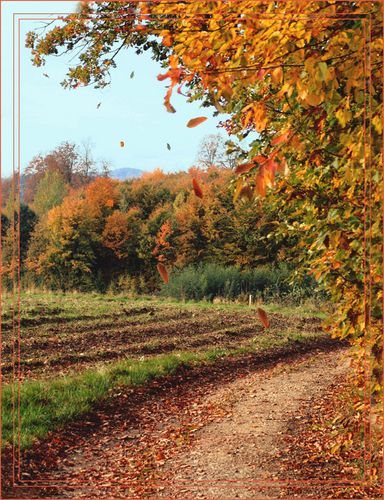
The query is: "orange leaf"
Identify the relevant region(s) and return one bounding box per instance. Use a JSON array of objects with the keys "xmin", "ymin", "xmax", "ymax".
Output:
[
  {"xmin": 235, "ymin": 155, "xmax": 268, "ymax": 175},
  {"xmin": 162, "ymin": 34, "xmax": 172, "ymax": 47},
  {"xmin": 271, "ymin": 67, "xmax": 283, "ymax": 84},
  {"xmin": 157, "ymin": 71, "xmax": 170, "ymax": 82},
  {"xmin": 253, "ymin": 155, "xmax": 268, "ymax": 164},
  {"xmin": 192, "ymin": 178, "xmax": 203, "ymax": 198},
  {"xmin": 120, "ymin": 141, "xmax": 125, "ymax": 148},
  {"xmin": 256, "ymin": 68, "xmax": 266, "ymax": 80},
  {"xmin": 187, "ymin": 116, "xmax": 207, "ymax": 128},
  {"xmin": 157, "ymin": 263, "xmax": 169, "ymax": 284},
  {"xmin": 255, "ymin": 171, "xmax": 266, "ymax": 197},
  {"xmin": 257, "ymin": 307, "xmax": 270, "ymax": 328},
  {"xmin": 235, "ymin": 162, "xmax": 255, "ymax": 174},
  {"xmin": 164, "ymin": 99, "xmax": 176, "ymax": 113},
  {"xmin": 271, "ymin": 130, "xmax": 291, "ymax": 146},
  {"xmin": 164, "ymin": 87, "xmax": 176, "ymax": 113}
]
